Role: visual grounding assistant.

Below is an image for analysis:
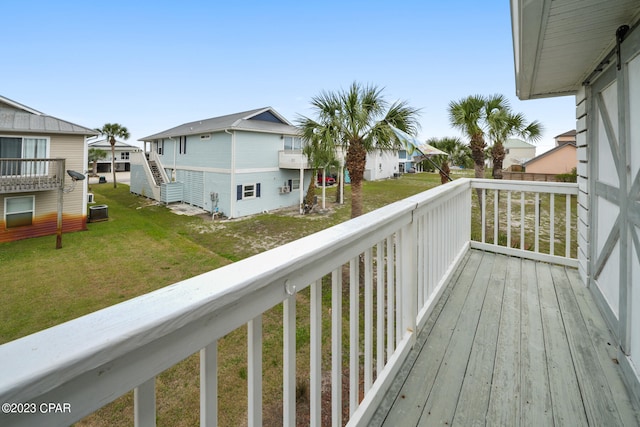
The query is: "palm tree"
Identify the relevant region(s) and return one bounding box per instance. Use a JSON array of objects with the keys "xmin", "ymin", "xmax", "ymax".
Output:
[
  {"xmin": 448, "ymin": 95, "xmax": 487, "ymax": 180},
  {"xmin": 425, "ymin": 137, "xmax": 472, "ymax": 170},
  {"xmin": 301, "ymin": 130, "xmax": 337, "ymax": 212},
  {"xmin": 486, "ymin": 105, "xmax": 543, "ymax": 179},
  {"xmin": 95, "ymin": 123, "xmax": 130, "ymax": 188},
  {"xmin": 298, "ymin": 82, "xmax": 420, "ymax": 218},
  {"xmin": 88, "ymin": 148, "xmax": 107, "ymax": 176}
]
